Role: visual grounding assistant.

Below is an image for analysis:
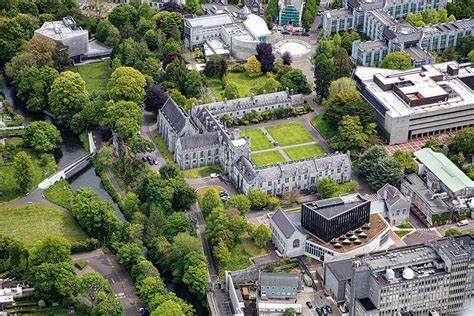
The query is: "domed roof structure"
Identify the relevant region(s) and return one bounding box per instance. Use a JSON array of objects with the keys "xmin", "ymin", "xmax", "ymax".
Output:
[
  {"xmin": 402, "ymin": 268, "xmax": 414, "ymax": 280},
  {"xmin": 244, "ymin": 14, "xmax": 271, "ymax": 39}
]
